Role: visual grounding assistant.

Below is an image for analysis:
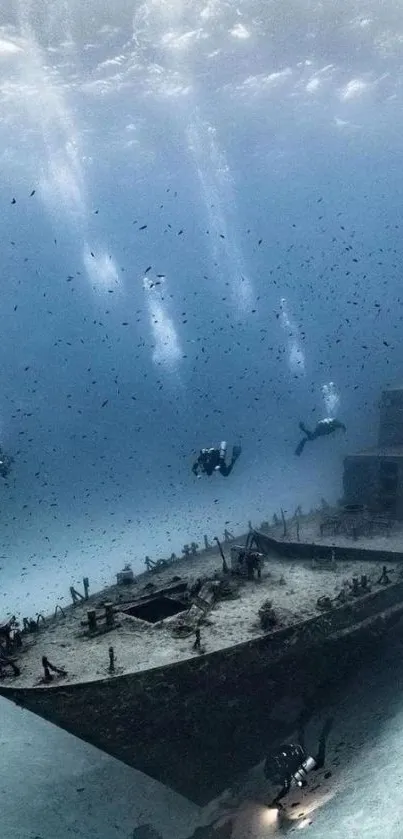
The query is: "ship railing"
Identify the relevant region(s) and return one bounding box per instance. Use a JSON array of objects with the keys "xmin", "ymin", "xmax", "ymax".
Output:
[{"xmin": 320, "ymin": 507, "xmax": 394, "ymax": 541}]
